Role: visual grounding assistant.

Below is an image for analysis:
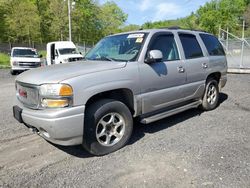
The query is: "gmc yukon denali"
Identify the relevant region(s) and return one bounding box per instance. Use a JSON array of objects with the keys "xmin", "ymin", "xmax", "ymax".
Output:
[{"xmin": 13, "ymin": 29, "xmax": 227, "ymax": 155}]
